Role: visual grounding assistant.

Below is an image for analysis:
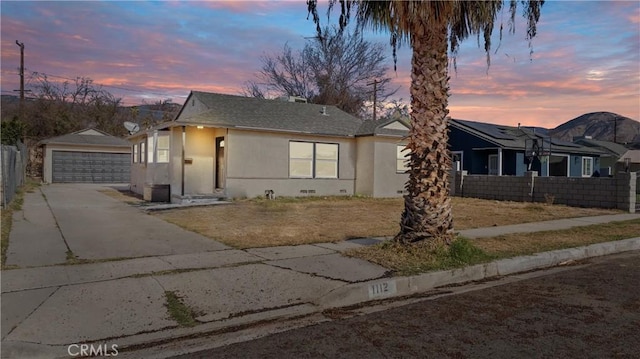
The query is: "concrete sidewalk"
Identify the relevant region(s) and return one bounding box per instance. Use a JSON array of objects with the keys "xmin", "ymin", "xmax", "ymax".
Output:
[
  {"xmin": 2, "ymin": 185, "xmax": 639, "ymax": 358},
  {"xmin": 2, "ymin": 238, "xmax": 638, "ymax": 359},
  {"xmin": 5, "ymin": 189, "xmax": 68, "ymax": 267}
]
